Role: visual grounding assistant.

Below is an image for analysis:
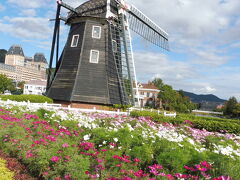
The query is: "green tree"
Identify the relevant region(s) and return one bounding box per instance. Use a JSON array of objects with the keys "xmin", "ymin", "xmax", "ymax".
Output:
[
  {"xmin": 151, "ymin": 78, "xmax": 196, "ymax": 113},
  {"xmin": 224, "ymin": 97, "xmax": 238, "ymax": 116},
  {"xmin": 0, "ymin": 74, "xmax": 16, "ymax": 94},
  {"xmin": 232, "ymin": 104, "xmax": 240, "ymax": 117},
  {"xmin": 0, "ymin": 49, "xmax": 7, "ymax": 63},
  {"xmin": 152, "ymin": 78, "xmax": 164, "ymax": 89}
]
